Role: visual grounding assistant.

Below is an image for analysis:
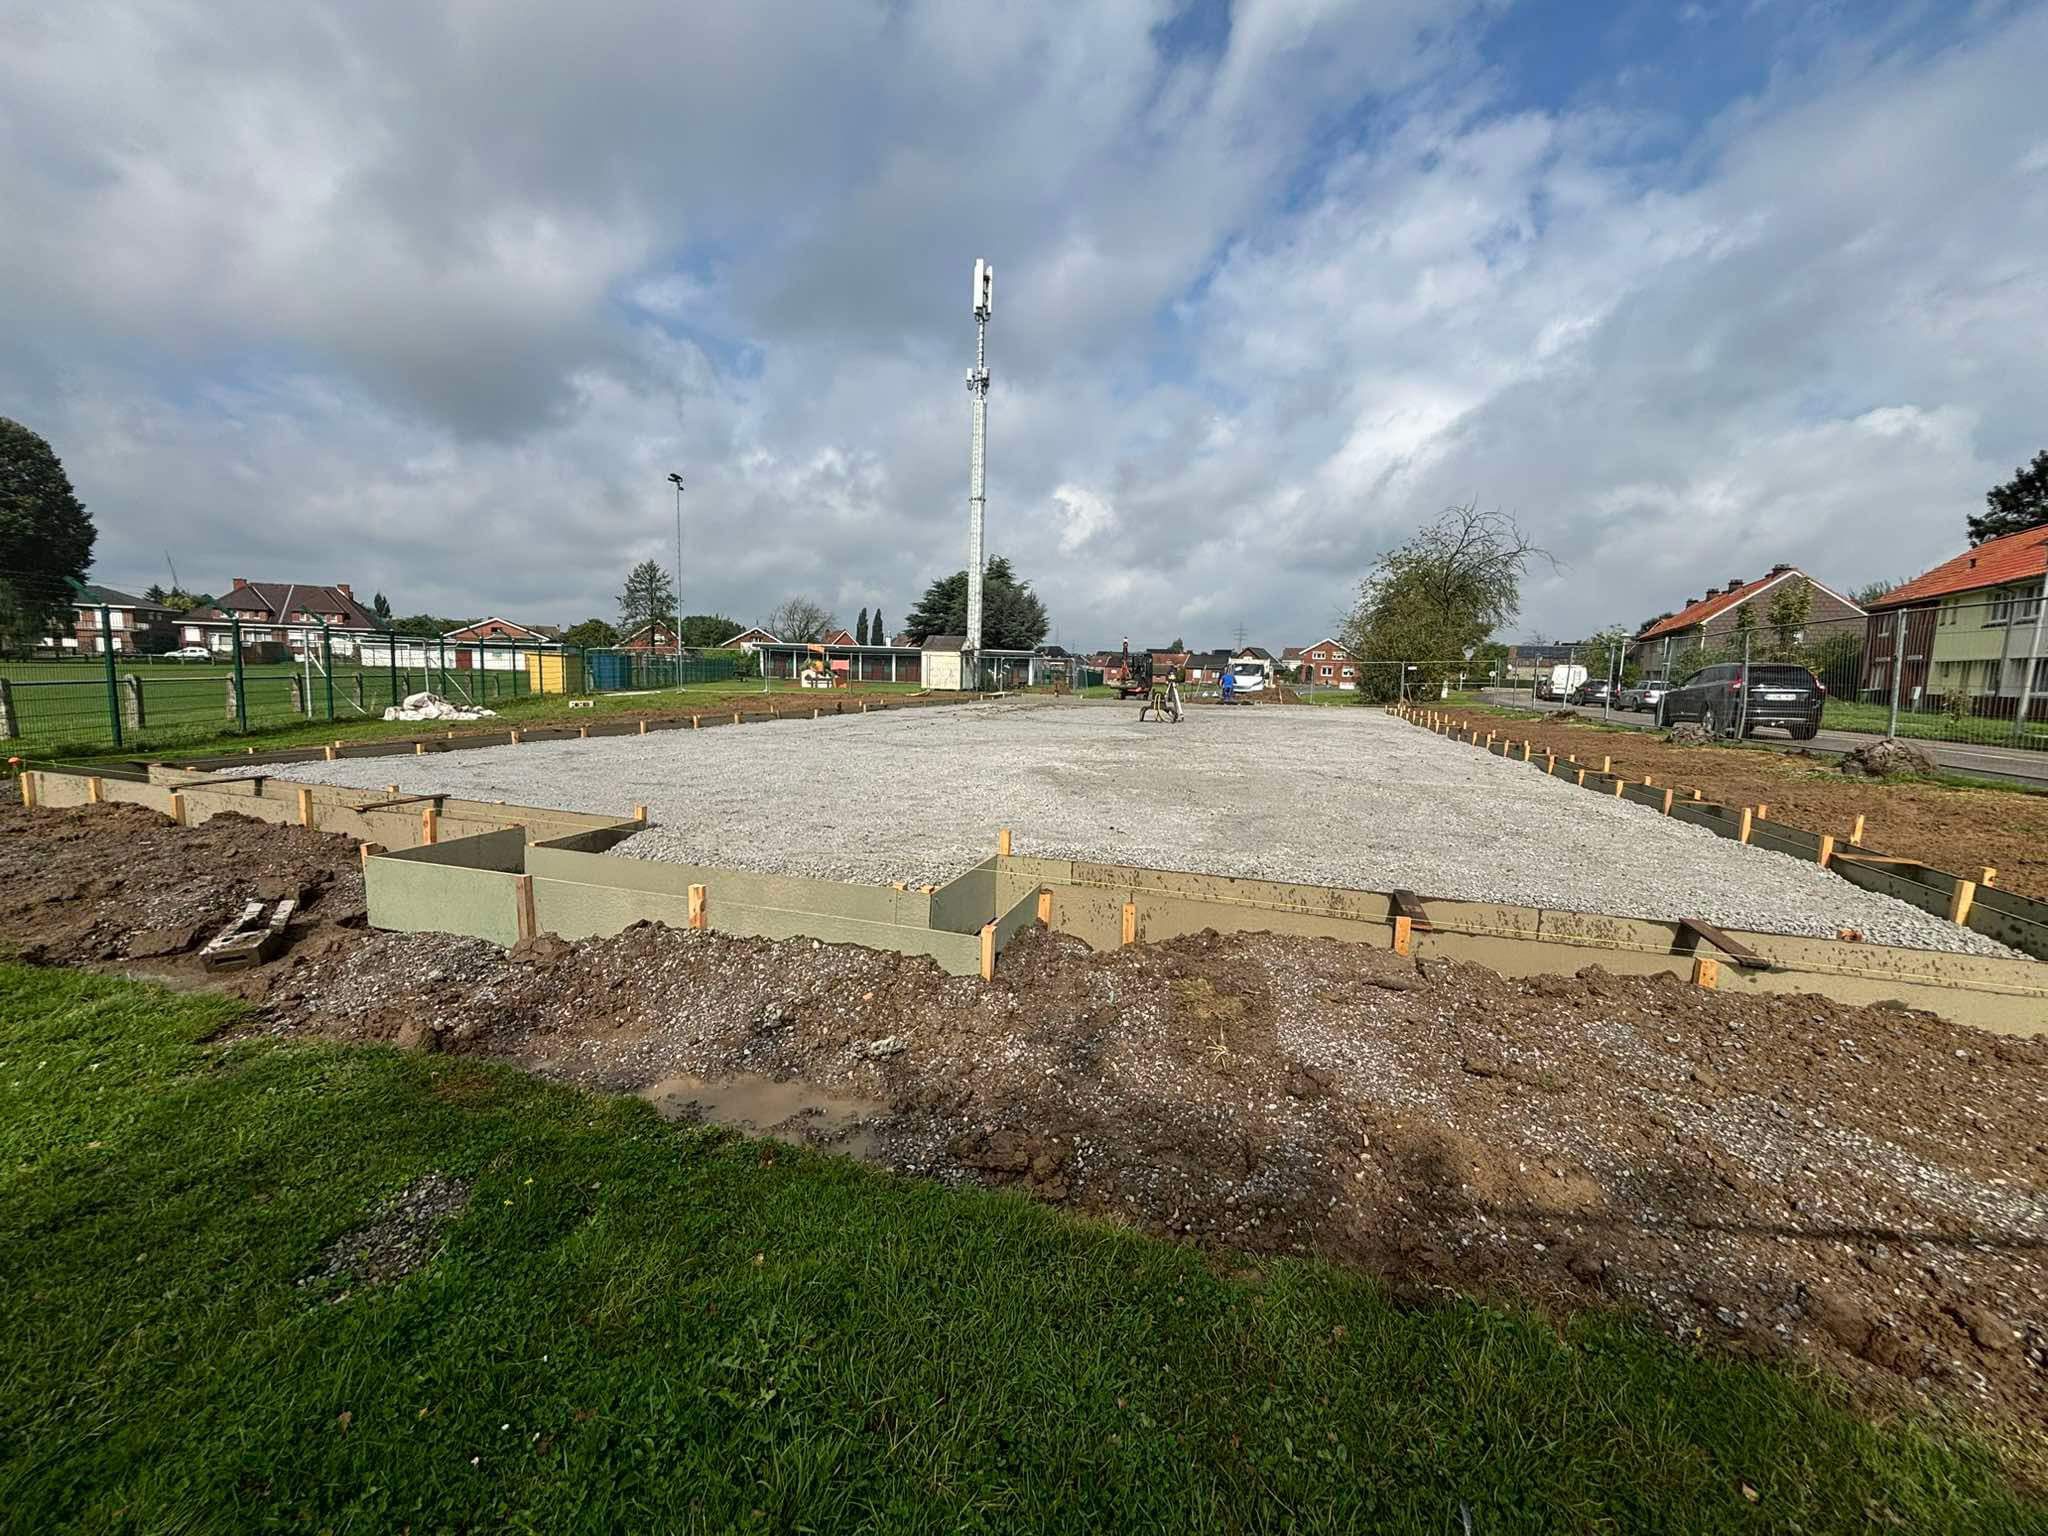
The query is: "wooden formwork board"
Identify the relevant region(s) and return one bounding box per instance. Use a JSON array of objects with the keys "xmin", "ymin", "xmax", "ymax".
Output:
[{"xmin": 1384, "ymin": 708, "xmax": 2048, "ymax": 964}]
